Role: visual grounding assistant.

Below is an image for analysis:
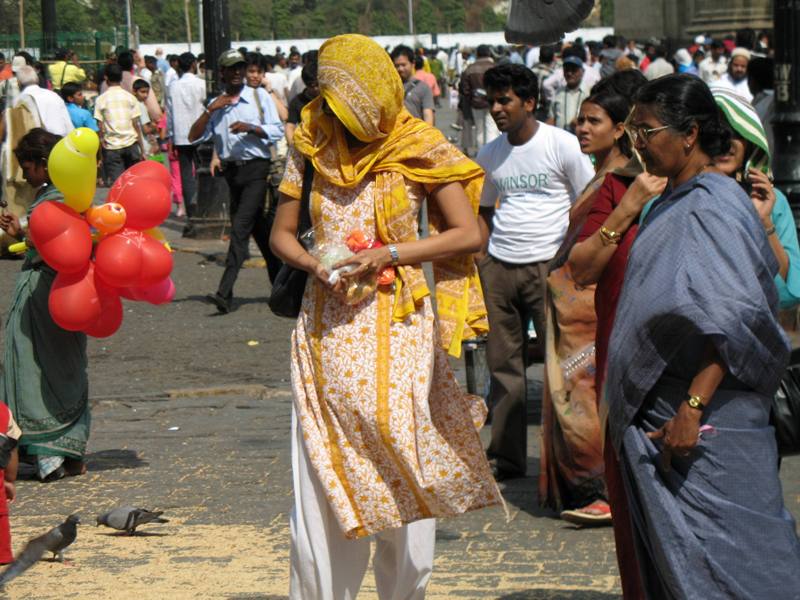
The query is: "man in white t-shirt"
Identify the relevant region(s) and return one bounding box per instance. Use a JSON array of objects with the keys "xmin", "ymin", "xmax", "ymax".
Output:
[
  {"xmin": 699, "ymin": 40, "xmax": 728, "ymax": 84},
  {"xmin": 264, "ymin": 56, "xmax": 290, "ymax": 108},
  {"xmin": 477, "ymin": 63, "xmax": 594, "ymax": 481}
]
